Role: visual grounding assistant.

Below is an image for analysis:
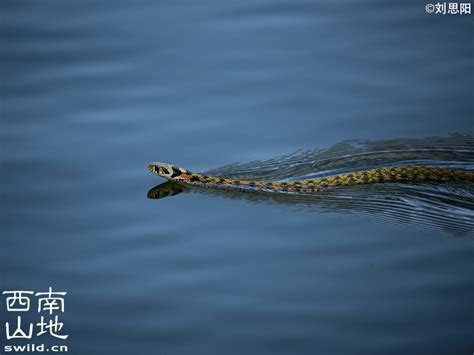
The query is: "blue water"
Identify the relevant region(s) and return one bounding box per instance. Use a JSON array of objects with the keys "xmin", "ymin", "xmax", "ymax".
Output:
[{"xmin": 1, "ymin": 1, "xmax": 473, "ymax": 354}]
